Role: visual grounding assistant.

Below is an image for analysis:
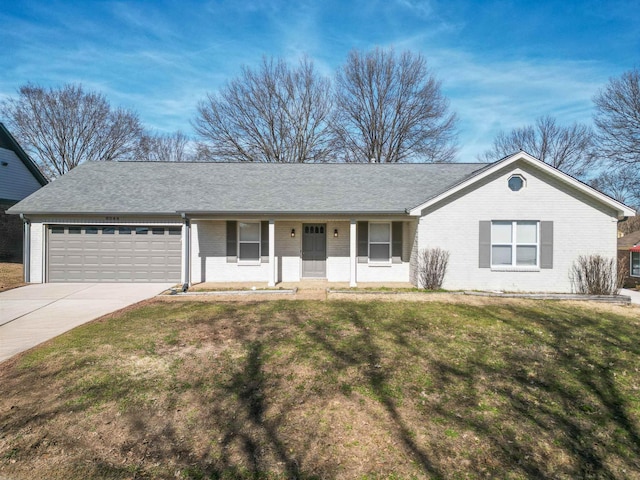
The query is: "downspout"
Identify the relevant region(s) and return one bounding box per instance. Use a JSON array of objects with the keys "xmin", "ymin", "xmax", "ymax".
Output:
[
  {"xmin": 181, "ymin": 213, "xmax": 190, "ymax": 291},
  {"xmin": 20, "ymin": 214, "xmax": 30, "ymax": 283}
]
